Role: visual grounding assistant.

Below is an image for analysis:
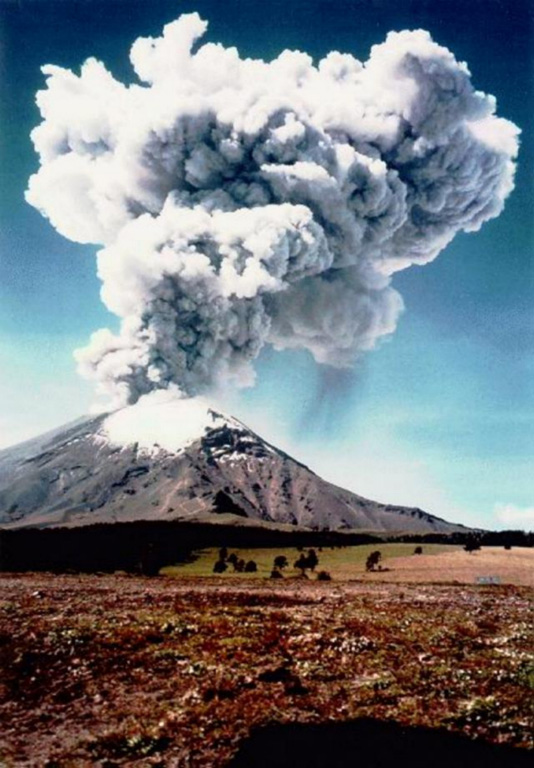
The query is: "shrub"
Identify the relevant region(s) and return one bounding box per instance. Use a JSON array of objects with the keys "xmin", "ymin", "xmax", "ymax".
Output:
[
  {"xmin": 464, "ymin": 538, "xmax": 481, "ymax": 553},
  {"xmin": 270, "ymin": 568, "xmax": 284, "ymax": 579},
  {"xmin": 414, "ymin": 546, "xmax": 423, "ymax": 555},
  {"xmin": 274, "ymin": 555, "xmax": 288, "ymax": 570},
  {"xmin": 317, "ymin": 570, "xmax": 332, "ymax": 581},
  {"xmin": 213, "ymin": 559, "xmax": 227, "ymax": 573},
  {"xmin": 244, "ymin": 560, "xmax": 257, "ymax": 573},
  {"xmin": 365, "ymin": 550, "xmax": 382, "ymax": 572}
]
